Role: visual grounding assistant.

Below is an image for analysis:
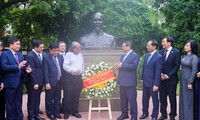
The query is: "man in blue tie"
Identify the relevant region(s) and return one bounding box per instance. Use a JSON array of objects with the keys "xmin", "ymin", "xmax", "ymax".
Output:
[
  {"xmin": 26, "ymin": 40, "xmax": 45, "ymax": 120},
  {"xmin": 114, "ymin": 41, "xmax": 139, "ymax": 120},
  {"xmin": 1, "ymin": 37, "xmax": 31, "ymax": 120},
  {"xmin": 43, "ymin": 43, "xmax": 63, "ymax": 120},
  {"xmin": 139, "ymin": 40, "xmax": 163, "ymax": 120}
]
